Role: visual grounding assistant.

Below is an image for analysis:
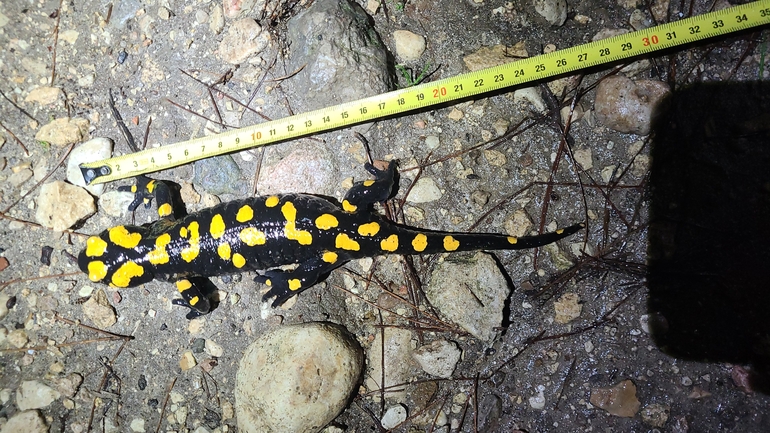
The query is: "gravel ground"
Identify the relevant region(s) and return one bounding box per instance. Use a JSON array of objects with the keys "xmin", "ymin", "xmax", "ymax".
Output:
[{"xmin": 1, "ymin": 0, "xmax": 770, "ymax": 432}]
